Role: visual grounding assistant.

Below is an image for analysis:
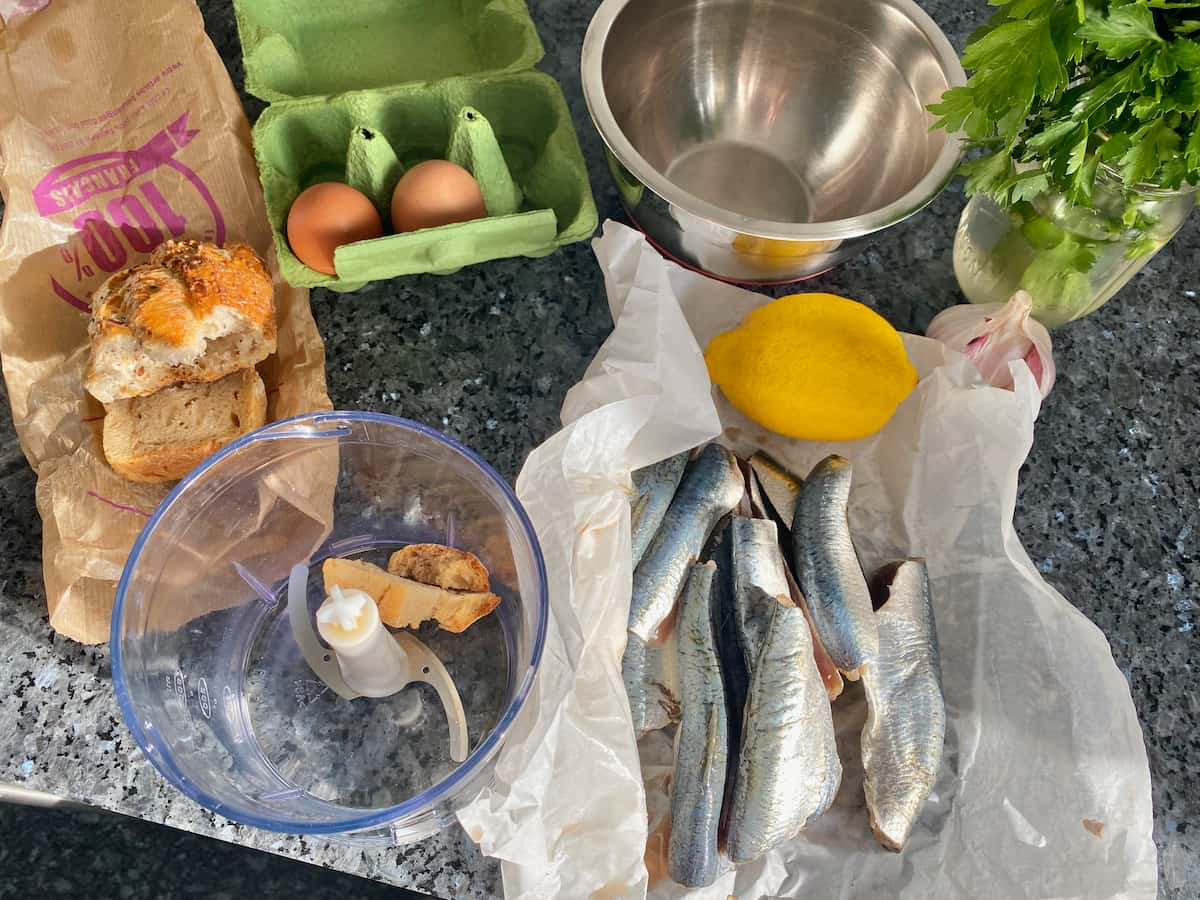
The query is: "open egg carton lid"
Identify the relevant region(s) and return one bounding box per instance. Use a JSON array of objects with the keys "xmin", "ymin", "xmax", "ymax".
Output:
[{"xmin": 233, "ymin": 0, "xmax": 597, "ymax": 290}]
